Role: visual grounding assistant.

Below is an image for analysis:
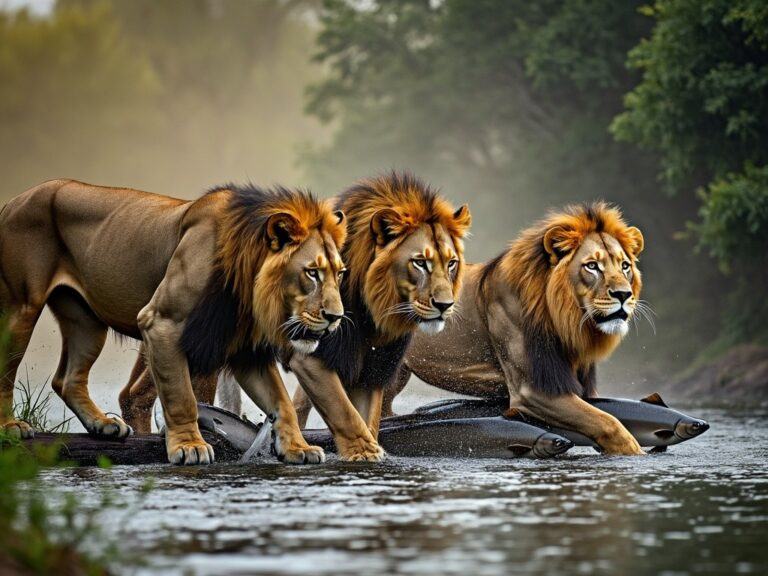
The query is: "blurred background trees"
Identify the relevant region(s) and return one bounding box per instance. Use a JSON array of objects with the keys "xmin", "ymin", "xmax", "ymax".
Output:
[{"xmin": 1, "ymin": 0, "xmax": 766, "ymax": 391}]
